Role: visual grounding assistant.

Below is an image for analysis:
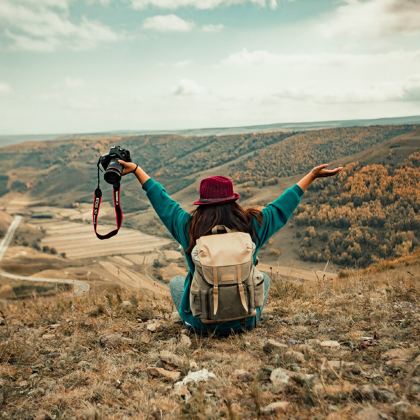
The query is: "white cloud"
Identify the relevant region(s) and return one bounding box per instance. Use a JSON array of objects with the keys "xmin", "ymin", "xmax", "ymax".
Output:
[
  {"xmin": 221, "ymin": 48, "xmax": 420, "ymax": 68},
  {"xmin": 267, "ymin": 76, "xmax": 420, "ymax": 104},
  {"xmin": 131, "ymin": 0, "xmax": 277, "ymax": 10},
  {"xmin": 222, "ymin": 48, "xmax": 340, "ymax": 66},
  {"xmin": 0, "ymin": 0, "xmax": 120, "ymax": 52},
  {"xmin": 174, "ymin": 59, "xmax": 193, "ymax": 67},
  {"xmin": 202, "ymin": 23, "xmax": 224, "ymax": 32},
  {"xmin": 64, "ymin": 77, "xmax": 85, "ymax": 88},
  {"xmin": 0, "ymin": 83, "xmax": 12, "ymax": 94},
  {"xmin": 143, "ymin": 14, "xmax": 194, "ymax": 32},
  {"xmin": 321, "ymin": 0, "xmax": 420, "ymax": 38},
  {"xmin": 220, "ymin": 48, "xmax": 420, "ymax": 105},
  {"xmin": 172, "ymin": 79, "xmax": 205, "ymax": 96}
]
